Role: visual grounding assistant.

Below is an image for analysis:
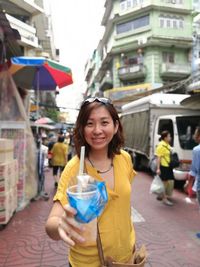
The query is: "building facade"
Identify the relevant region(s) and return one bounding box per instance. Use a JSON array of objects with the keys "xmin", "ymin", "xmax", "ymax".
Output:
[
  {"xmin": 1, "ymin": 0, "xmax": 58, "ymax": 59},
  {"xmin": 0, "ymin": 0, "xmax": 59, "ymax": 118},
  {"xmin": 85, "ymin": 0, "xmax": 194, "ymax": 109}
]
